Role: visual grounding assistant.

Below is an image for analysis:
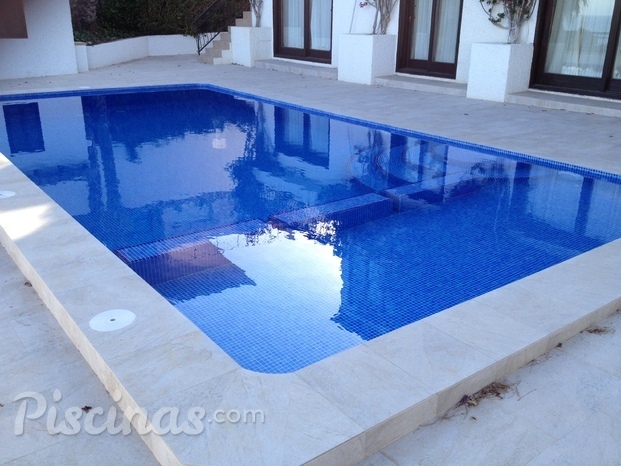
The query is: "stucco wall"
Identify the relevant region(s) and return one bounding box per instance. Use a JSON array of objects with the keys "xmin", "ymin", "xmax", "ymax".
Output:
[{"xmin": 0, "ymin": 0, "xmax": 78, "ymax": 80}]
